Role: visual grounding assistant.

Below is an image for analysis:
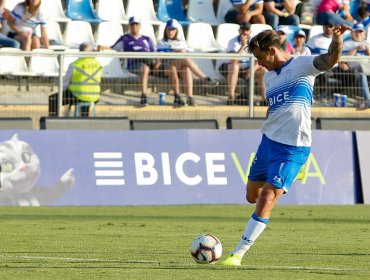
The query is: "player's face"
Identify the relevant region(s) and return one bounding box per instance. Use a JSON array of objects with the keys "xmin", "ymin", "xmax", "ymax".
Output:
[{"xmin": 252, "ymin": 47, "xmax": 276, "ymax": 71}]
